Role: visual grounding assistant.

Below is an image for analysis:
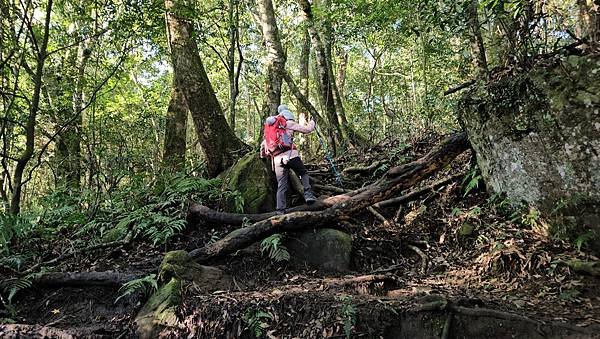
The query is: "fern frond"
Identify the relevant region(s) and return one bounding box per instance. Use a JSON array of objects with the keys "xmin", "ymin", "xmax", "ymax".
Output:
[
  {"xmin": 1, "ymin": 277, "xmax": 32, "ymax": 303},
  {"xmin": 0, "ymin": 256, "xmax": 25, "ymax": 271},
  {"xmin": 115, "ymin": 274, "xmax": 157, "ymax": 303},
  {"xmin": 261, "ymin": 234, "xmax": 290, "ymax": 262}
]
